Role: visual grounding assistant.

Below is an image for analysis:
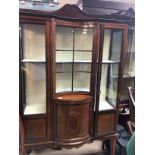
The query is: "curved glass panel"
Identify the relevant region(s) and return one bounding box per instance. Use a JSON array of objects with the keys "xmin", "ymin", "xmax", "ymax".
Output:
[{"xmin": 55, "ymin": 26, "xmax": 93, "ymax": 93}]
